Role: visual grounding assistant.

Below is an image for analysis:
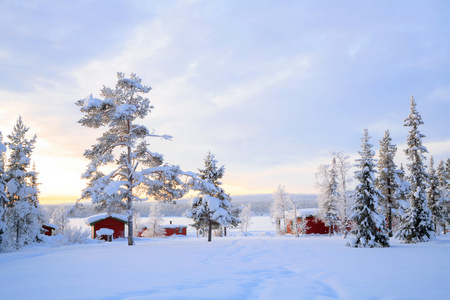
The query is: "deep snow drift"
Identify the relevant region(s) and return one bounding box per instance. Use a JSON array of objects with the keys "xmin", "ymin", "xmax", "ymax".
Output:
[{"xmin": 1, "ymin": 217, "xmax": 449, "ymax": 300}]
